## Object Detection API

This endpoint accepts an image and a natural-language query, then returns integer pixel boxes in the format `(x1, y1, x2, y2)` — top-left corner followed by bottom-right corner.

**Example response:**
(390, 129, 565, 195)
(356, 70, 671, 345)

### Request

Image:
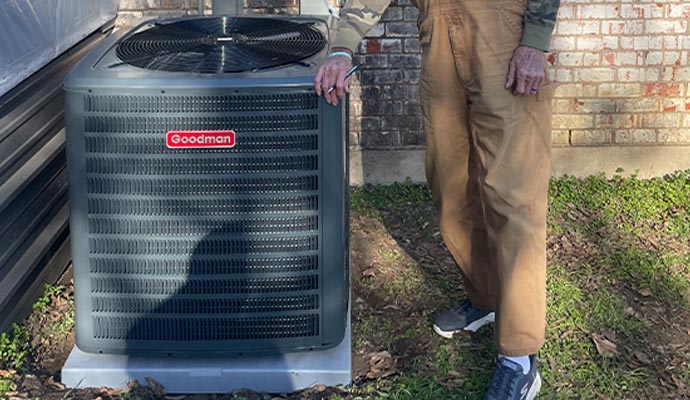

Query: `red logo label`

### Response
(166, 130, 236, 149)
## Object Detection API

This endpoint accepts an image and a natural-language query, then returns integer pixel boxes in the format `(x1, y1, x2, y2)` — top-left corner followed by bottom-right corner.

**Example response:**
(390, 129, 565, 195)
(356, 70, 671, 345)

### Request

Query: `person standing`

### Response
(315, 0, 559, 398)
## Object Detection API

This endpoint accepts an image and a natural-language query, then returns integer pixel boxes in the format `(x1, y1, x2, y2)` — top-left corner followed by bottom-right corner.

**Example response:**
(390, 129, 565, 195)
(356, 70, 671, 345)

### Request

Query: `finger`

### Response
(505, 60, 517, 89)
(344, 75, 353, 93)
(327, 78, 340, 106)
(335, 69, 348, 99)
(528, 80, 537, 96)
(314, 66, 325, 96)
(515, 72, 527, 94)
(322, 68, 334, 94)
(525, 76, 537, 96)
(322, 68, 337, 105)
(532, 76, 544, 95)
(328, 72, 340, 105)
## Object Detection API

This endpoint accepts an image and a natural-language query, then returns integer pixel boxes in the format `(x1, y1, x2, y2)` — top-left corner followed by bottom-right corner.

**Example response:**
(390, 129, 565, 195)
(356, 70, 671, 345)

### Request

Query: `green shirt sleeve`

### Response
(331, 0, 392, 52)
(521, 0, 561, 51)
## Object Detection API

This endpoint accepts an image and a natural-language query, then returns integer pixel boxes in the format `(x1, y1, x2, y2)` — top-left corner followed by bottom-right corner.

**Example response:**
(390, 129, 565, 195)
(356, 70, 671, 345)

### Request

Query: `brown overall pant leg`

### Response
(419, 0, 552, 357)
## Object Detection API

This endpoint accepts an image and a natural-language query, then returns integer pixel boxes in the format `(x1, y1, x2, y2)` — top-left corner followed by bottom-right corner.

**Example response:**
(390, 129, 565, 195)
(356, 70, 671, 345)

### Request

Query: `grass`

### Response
(0, 324, 29, 372)
(32, 284, 63, 313)
(549, 171, 690, 237)
(351, 182, 433, 218)
(0, 323, 28, 394)
(538, 263, 649, 399)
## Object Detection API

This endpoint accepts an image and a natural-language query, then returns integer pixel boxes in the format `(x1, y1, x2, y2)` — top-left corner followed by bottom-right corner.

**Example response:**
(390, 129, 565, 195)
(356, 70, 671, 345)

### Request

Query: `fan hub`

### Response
(215, 34, 248, 44)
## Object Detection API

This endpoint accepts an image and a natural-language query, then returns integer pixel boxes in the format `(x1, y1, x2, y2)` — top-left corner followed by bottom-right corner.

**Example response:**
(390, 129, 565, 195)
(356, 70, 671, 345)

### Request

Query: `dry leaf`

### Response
(592, 334, 619, 357)
(638, 288, 652, 297)
(105, 387, 122, 396)
(585, 280, 599, 290)
(362, 268, 377, 277)
(0, 369, 13, 378)
(124, 380, 143, 393)
(634, 351, 652, 366)
(20, 375, 43, 392)
(670, 374, 687, 390)
(671, 342, 687, 350)
(602, 329, 617, 342)
(44, 377, 66, 391)
(448, 370, 466, 378)
(670, 356, 684, 367)
(366, 351, 397, 379)
(314, 384, 327, 392)
(146, 377, 167, 398)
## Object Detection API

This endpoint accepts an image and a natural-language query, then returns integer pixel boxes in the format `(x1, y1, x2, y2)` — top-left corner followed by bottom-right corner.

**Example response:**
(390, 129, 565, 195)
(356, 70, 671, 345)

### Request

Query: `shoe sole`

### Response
(432, 312, 496, 339)
(526, 372, 542, 400)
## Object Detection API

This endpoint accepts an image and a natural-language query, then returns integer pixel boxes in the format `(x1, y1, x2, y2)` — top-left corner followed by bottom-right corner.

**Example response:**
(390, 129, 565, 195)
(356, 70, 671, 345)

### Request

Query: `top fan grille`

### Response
(115, 17, 327, 73)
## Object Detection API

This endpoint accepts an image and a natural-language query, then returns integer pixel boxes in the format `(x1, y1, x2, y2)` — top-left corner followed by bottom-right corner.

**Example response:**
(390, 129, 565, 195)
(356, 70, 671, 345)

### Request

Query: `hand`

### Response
(314, 54, 353, 106)
(505, 46, 546, 96)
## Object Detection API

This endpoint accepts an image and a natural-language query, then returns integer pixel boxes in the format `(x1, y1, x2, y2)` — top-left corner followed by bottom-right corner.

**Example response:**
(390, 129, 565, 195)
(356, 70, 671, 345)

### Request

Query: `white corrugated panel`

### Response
(0, 0, 118, 97)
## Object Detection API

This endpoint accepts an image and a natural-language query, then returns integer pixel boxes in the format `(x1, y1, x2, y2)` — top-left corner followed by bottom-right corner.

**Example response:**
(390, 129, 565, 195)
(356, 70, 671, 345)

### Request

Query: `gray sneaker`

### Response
(484, 355, 541, 400)
(432, 300, 495, 339)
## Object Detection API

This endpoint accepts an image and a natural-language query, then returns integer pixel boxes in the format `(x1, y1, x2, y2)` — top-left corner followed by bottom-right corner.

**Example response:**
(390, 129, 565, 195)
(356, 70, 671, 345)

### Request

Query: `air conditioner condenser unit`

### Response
(63, 15, 349, 356)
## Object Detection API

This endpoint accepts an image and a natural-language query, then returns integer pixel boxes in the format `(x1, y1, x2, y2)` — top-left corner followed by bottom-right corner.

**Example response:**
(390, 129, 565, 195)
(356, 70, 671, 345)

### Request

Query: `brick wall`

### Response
(549, 1, 690, 147)
(349, 0, 421, 149)
(116, 0, 690, 178)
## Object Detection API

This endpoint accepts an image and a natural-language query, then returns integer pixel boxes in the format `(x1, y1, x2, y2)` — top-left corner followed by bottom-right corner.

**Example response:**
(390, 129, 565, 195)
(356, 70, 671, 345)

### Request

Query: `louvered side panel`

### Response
(77, 92, 325, 351)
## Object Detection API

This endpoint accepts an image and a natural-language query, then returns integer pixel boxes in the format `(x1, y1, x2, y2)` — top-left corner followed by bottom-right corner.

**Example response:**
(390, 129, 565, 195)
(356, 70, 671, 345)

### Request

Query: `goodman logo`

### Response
(166, 130, 236, 149)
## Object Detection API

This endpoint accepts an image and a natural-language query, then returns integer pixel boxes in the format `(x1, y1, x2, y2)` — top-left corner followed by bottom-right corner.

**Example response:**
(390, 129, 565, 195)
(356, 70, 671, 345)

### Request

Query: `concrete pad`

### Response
(62, 317, 351, 394)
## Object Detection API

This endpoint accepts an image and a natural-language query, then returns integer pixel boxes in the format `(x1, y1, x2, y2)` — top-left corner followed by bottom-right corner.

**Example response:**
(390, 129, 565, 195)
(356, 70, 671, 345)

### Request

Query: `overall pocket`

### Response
(499, 2, 526, 40)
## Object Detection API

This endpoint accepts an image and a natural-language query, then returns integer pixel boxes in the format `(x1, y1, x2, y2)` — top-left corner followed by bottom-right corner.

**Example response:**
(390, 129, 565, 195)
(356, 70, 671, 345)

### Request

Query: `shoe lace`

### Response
(487, 363, 520, 398)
